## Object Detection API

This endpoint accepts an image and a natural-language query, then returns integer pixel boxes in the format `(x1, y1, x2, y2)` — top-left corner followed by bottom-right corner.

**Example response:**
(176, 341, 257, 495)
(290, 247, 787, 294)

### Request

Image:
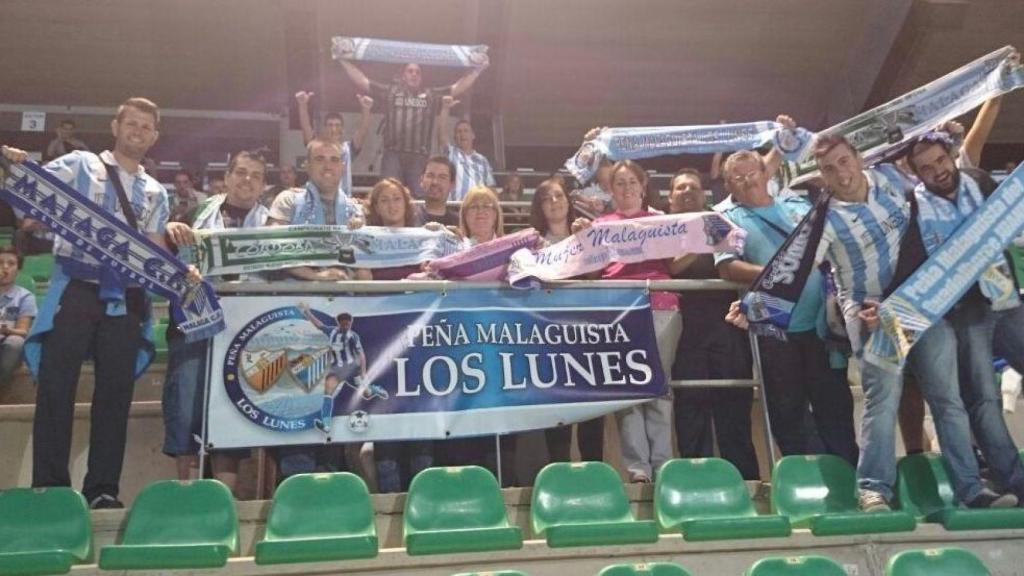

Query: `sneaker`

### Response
(628, 472, 652, 484)
(89, 494, 124, 510)
(313, 419, 330, 434)
(966, 488, 1018, 509)
(858, 490, 891, 512)
(361, 384, 389, 400)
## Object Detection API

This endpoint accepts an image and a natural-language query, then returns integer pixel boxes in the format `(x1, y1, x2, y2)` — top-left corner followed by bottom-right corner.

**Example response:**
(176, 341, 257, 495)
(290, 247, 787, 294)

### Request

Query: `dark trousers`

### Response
(758, 330, 859, 466)
(545, 417, 604, 463)
(33, 280, 144, 501)
(672, 316, 760, 479)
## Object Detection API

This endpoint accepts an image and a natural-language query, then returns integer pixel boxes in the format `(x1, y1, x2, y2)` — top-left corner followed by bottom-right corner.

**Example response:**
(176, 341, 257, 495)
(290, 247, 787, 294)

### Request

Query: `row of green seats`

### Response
(2, 453, 1021, 573)
(454, 548, 994, 575)
(152, 318, 170, 363)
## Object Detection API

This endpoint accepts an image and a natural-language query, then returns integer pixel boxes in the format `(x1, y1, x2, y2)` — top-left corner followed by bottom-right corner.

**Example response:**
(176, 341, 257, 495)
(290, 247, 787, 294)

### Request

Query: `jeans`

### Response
(958, 303, 1024, 497)
(381, 150, 429, 198)
(374, 440, 434, 493)
(994, 304, 1024, 374)
(162, 335, 206, 456)
(0, 334, 25, 386)
(858, 316, 984, 502)
(757, 331, 859, 466)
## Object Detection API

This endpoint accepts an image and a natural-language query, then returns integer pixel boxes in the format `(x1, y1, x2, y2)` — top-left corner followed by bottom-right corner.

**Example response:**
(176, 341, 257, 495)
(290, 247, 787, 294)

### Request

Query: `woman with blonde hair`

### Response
(459, 186, 504, 245)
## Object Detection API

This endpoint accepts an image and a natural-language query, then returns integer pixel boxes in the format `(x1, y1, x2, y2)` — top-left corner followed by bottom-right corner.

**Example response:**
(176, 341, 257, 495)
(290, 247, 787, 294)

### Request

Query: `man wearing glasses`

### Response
(714, 150, 859, 466)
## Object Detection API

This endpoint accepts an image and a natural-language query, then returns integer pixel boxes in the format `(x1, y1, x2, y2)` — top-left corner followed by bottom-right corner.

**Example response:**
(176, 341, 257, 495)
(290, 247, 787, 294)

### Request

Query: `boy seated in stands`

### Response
(0, 245, 36, 388)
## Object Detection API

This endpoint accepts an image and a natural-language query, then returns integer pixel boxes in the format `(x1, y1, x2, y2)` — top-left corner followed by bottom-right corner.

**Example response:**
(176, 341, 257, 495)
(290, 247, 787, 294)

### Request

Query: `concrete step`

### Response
(0, 364, 167, 405)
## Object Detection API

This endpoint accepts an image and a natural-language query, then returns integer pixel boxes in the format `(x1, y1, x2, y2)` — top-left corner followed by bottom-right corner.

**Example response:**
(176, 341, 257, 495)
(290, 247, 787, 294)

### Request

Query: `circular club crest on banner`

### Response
(222, 306, 336, 432)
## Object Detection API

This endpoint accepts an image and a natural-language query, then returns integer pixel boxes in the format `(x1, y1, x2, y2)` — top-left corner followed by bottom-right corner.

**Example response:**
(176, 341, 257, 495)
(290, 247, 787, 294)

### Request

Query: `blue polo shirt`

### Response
(715, 193, 824, 333)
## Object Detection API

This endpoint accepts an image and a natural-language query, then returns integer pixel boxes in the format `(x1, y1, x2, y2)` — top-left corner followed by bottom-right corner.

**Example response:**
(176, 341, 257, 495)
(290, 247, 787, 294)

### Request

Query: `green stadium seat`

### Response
(745, 555, 847, 576)
(451, 571, 528, 576)
(771, 455, 916, 536)
(0, 487, 92, 575)
(152, 325, 168, 363)
(897, 452, 1024, 530)
(598, 562, 692, 576)
(404, 466, 522, 555)
(21, 254, 54, 283)
(98, 479, 237, 570)
(885, 547, 991, 576)
(532, 461, 658, 547)
(14, 272, 36, 293)
(255, 472, 377, 565)
(656, 458, 791, 541)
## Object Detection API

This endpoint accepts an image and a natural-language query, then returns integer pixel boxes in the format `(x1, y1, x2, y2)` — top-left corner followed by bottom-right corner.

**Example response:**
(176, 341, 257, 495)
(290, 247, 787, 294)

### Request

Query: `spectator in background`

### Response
(262, 164, 297, 207)
(572, 160, 681, 483)
(438, 96, 495, 200)
(295, 91, 374, 197)
(339, 59, 488, 195)
(43, 119, 89, 162)
(414, 156, 460, 228)
(667, 168, 759, 479)
(0, 246, 36, 389)
(501, 173, 525, 203)
(169, 170, 207, 223)
(531, 177, 605, 464)
(207, 177, 226, 197)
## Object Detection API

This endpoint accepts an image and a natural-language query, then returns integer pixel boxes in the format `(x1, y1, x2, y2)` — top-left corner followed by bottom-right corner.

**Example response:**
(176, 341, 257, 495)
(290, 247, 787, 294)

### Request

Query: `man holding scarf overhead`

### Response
(339, 58, 487, 195)
(732, 133, 1016, 513)
(901, 132, 1024, 505)
(1, 97, 190, 509)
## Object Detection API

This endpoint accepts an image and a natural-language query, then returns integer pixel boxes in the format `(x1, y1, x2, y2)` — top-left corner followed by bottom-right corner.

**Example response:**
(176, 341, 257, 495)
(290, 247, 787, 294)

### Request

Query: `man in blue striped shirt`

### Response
(438, 95, 495, 201)
(811, 134, 1015, 512)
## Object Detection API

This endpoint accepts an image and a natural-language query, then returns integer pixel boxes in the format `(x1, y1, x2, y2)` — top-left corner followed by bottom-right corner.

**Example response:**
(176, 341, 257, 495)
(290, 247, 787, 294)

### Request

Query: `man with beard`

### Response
(902, 131, 1024, 504)
(414, 156, 460, 228)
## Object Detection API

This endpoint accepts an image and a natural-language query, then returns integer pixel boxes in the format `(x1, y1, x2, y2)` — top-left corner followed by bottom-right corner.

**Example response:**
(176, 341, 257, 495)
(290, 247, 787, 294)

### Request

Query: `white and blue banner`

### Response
(865, 163, 1024, 371)
(564, 122, 812, 184)
(787, 45, 1024, 183)
(0, 159, 224, 340)
(183, 225, 463, 276)
(207, 288, 665, 448)
(331, 36, 489, 69)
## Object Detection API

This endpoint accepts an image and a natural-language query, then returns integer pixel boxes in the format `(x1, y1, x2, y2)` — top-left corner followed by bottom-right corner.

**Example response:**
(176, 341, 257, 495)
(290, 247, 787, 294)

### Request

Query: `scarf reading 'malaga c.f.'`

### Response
(0, 158, 224, 341)
(331, 37, 489, 69)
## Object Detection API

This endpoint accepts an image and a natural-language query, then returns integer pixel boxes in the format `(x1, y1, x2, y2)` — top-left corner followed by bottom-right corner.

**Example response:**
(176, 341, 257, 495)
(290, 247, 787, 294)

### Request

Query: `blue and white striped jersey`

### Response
(815, 166, 912, 319)
(447, 144, 496, 201)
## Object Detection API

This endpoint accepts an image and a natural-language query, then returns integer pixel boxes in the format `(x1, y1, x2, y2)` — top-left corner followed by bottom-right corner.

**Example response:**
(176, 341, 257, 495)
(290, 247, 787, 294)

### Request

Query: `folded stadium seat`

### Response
(598, 562, 692, 576)
(771, 455, 916, 536)
(0, 487, 92, 575)
(14, 272, 36, 293)
(532, 461, 659, 547)
(152, 319, 169, 363)
(404, 466, 523, 555)
(655, 458, 791, 541)
(21, 254, 54, 283)
(885, 547, 991, 576)
(745, 555, 847, 576)
(98, 479, 237, 570)
(255, 472, 377, 565)
(896, 453, 1024, 530)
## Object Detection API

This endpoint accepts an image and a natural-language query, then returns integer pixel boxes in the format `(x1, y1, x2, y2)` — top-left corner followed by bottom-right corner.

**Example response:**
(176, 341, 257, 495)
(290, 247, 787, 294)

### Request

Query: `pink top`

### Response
(594, 209, 679, 311)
